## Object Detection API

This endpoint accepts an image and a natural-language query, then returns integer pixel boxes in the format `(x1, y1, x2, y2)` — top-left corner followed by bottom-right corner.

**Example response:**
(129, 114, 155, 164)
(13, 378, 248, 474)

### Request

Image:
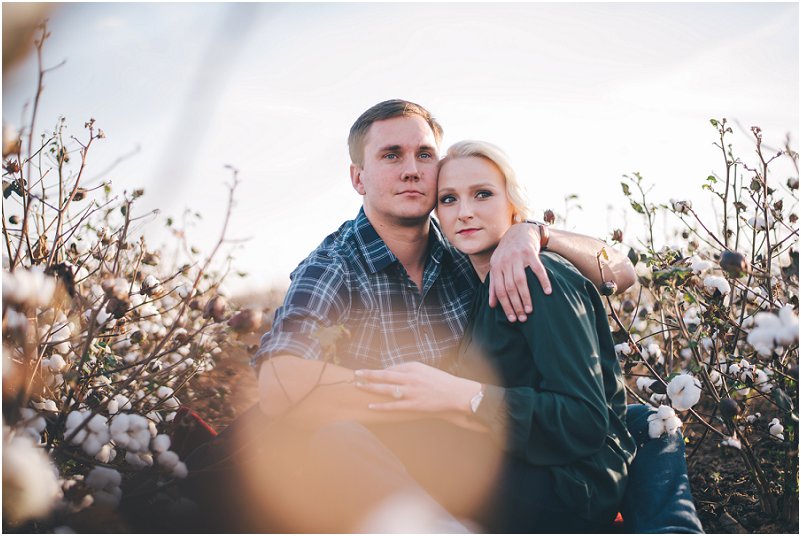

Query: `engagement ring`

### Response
(393, 386, 403, 399)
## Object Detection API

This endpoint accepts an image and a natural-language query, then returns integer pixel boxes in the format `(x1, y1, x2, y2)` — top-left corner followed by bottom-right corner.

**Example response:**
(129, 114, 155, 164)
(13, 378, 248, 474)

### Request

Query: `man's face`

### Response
(350, 115, 440, 226)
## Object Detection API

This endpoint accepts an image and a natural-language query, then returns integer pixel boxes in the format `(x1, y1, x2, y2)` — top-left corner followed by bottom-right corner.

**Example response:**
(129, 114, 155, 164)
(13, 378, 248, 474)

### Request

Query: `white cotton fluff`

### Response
(110, 413, 151, 453)
(636, 377, 655, 393)
(736, 359, 754, 382)
(746, 413, 761, 424)
(682, 307, 701, 328)
(754, 369, 773, 393)
(708, 369, 723, 388)
(671, 199, 692, 214)
(19, 408, 46, 440)
(107, 394, 132, 415)
(721, 436, 742, 450)
(95, 443, 117, 464)
(31, 398, 58, 412)
(614, 343, 633, 357)
(703, 276, 731, 296)
(2, 267, 57, 309)
(43, 354, 67, 373)
(667, 374, 702, 411)
(151, 434, 171, 453)
(85, 466, 122, 507)
(125, 451, 154, 469)
(644, 343, 662, 362)
(2, 433, 62, 524)
(172, 462, 188, 479)
(747, 306, 799, 357)
(65, 410, 110, 456)
(157, 450, 180, 470)
(747, 212, 775, 231)
(647, 405, 683, 438)
(650, 393, 667, 405)
(690, 257, 714, 274)
(769, 418, 785, 441)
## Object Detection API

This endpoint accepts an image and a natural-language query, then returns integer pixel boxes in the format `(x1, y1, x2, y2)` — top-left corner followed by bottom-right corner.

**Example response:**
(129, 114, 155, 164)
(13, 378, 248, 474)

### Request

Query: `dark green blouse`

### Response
(455, 253, 636, 522)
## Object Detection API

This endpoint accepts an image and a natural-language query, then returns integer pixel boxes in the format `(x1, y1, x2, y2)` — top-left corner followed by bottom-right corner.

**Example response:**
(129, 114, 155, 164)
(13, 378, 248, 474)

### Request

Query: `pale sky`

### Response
(3, 2, 798, 297)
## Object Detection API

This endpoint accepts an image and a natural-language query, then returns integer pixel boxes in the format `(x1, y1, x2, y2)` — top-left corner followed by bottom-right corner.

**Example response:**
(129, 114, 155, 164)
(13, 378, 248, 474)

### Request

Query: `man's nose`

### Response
(401, 159, 420, 181)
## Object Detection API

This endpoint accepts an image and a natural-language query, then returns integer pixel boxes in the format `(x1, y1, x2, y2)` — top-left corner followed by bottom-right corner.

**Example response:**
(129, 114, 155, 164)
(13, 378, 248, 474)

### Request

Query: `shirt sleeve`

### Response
(473, 258, 611, 466)
(251, 251, 351, 367)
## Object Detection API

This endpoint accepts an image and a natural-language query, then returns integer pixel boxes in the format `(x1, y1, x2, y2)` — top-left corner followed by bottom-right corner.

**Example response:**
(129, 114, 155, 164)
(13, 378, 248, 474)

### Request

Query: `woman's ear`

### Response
(350, 164, 366, 195)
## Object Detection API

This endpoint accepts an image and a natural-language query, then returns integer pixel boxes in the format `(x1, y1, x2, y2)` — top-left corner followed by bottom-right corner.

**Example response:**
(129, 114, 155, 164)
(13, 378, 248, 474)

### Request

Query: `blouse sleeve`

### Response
(472, 259, 611, 466)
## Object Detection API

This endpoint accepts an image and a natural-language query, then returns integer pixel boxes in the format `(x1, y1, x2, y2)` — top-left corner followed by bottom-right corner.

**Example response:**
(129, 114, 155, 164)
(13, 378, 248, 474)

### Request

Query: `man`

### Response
(189, 100, 702, 533)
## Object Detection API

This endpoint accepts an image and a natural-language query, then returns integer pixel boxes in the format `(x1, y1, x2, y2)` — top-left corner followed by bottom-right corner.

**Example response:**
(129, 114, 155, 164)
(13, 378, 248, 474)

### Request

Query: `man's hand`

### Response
(489, 223, 552, 322)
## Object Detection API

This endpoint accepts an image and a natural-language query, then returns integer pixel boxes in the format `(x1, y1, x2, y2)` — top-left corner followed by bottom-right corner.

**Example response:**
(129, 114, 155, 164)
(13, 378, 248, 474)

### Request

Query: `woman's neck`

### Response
(469, 250, 494, 282)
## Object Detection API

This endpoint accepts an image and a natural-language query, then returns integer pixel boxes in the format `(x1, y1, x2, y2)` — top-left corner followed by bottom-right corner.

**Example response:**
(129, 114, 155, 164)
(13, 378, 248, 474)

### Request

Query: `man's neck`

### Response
(364, 208, 430, 289)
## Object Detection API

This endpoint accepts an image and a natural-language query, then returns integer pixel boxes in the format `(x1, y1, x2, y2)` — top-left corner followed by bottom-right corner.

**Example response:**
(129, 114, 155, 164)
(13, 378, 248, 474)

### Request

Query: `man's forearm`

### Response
(547, 228, 636, 293)
(258, 354, 423, 428)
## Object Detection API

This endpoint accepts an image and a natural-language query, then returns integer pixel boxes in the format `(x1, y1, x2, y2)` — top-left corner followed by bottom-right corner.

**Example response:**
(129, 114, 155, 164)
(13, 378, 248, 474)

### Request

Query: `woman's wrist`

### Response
(455, 378, 483, 415)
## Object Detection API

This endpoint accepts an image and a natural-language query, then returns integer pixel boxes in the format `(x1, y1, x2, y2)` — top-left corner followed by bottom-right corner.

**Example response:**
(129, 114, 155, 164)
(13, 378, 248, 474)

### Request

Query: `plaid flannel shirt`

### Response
(253, 207, 478, 370)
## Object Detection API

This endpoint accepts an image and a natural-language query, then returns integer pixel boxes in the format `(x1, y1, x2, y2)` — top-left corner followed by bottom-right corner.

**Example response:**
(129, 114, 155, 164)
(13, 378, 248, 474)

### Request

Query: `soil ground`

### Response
(186, 344, 799, 534)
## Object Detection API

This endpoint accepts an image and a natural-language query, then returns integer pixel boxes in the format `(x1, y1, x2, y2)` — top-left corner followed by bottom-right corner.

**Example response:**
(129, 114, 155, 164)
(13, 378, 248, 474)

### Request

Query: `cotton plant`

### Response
(612, 124, 798, 521)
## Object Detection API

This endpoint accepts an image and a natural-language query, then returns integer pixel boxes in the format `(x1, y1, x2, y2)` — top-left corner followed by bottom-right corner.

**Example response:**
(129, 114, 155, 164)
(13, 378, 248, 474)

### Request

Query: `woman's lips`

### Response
(457, 228, 480, 236)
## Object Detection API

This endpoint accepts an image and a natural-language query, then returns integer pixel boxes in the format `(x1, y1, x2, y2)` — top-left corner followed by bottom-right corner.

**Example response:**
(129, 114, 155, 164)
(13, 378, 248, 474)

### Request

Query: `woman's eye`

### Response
(476, 190, 493, 199)
(439, 195, 456, 205)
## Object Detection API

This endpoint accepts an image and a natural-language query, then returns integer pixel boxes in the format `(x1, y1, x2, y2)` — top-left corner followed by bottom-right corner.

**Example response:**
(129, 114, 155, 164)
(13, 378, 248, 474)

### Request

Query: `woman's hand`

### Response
(354, 361, 481, 415)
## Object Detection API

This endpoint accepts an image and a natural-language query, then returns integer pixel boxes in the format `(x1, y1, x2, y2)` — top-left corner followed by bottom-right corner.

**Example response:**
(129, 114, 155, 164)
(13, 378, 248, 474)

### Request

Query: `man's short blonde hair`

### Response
(440, 140, 532, 222)
(348, 99, 444, 166)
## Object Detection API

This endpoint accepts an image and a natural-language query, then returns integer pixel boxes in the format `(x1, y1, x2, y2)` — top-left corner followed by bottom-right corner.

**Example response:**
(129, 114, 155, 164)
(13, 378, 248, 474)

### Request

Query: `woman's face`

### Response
(437, 156, 516, 257)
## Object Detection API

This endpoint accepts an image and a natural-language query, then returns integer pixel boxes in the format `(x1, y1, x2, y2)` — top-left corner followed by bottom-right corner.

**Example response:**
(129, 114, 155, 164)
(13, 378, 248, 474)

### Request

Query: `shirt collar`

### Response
(353, 207, 454, 274)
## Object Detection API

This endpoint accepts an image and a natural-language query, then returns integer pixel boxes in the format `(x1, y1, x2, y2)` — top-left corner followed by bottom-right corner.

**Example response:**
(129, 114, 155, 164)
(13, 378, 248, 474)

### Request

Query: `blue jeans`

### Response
(622, 404, 705, 533)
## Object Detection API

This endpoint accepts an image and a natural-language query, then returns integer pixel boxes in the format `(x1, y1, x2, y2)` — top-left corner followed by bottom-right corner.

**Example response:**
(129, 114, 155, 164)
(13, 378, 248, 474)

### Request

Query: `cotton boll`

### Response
(110, 414, 151, 453)
(172, 461, 188, 479)
(769, 418, 784, 440)
(2, 434, 62, 524)
(776, 306, 799, 346)
(95, 443, 117, 464)
(721, 436, 742, 450)
(85, 467, 122, 507)
(151, 434, 171, 453)
(650, 393, 667, 404)
(703, 276, 731, 296)
(754, 369, 773, 393)
(671, 199, 692, 214)
(636, 377, 654, 393)
(708, 369, 723, 388)
(667, 374, 702, 411)
(745, 413, 761, 424)
(690, 257, 714, 274)
(157, 450, 180, 470)
(647, 406, 682, 438)
(125, 451, 154, 469)
(82, 435, 105, 457)
(614, 343, 633, 357)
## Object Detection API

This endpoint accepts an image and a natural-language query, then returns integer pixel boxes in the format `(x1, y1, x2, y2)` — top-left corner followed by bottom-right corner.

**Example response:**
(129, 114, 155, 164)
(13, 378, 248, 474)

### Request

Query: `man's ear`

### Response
(350, 164, 366, 195)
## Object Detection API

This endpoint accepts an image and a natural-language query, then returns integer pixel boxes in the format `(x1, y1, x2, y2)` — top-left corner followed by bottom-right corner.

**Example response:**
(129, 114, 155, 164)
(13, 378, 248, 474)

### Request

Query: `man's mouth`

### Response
(398, 190, 424, 197)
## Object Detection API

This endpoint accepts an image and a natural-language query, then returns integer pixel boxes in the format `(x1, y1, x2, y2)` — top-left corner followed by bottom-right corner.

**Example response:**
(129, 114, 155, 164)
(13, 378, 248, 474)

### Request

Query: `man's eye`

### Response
(439, 195, 456, 205)
(383, 153, 398, 160)
(419, 152, 433, 159)
(476, 190, 493, 199)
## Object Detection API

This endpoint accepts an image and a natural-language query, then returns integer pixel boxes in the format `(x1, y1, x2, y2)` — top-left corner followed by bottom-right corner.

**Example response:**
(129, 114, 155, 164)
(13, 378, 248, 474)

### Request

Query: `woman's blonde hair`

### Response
(439, 140, 532, 222)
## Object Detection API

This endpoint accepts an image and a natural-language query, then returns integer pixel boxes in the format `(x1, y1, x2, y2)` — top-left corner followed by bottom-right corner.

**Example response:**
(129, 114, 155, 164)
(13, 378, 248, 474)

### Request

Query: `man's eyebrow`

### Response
(375, 144, 437, 153)
(377, 145, 402, 153)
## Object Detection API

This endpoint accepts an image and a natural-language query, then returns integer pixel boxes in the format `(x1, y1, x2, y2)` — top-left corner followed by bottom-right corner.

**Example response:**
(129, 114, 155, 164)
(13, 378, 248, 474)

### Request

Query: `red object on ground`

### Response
(170, 406, 218, 459)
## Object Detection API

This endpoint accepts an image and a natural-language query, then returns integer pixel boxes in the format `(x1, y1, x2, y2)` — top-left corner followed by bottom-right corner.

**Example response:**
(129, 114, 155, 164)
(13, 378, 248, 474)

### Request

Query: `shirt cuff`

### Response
(473, 383, 507, 430)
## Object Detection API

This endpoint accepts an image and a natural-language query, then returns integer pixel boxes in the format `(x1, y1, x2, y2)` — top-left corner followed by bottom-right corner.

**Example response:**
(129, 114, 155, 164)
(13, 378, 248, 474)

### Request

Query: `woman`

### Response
(355, 140, 637, 532)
